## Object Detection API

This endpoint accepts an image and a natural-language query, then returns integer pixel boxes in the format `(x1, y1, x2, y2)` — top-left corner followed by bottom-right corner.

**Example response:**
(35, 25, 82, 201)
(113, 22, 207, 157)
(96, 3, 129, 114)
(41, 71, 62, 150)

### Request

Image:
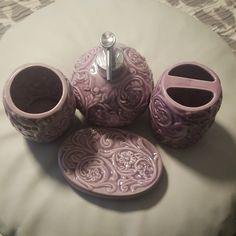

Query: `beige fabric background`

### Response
(0, 1, 235, 236)
(0, 0, 236, 54)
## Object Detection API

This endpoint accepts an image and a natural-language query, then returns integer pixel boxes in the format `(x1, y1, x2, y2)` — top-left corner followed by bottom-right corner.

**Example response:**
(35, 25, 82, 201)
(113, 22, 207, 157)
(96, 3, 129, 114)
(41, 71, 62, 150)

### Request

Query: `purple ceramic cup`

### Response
(149, 62, 222, 148)
(2, 63, 76, 143)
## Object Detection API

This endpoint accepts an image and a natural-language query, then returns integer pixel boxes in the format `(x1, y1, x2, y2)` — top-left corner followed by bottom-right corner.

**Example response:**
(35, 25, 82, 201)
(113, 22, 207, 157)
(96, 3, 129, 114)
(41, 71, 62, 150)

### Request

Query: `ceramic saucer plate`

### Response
(58, 128, 163, 198)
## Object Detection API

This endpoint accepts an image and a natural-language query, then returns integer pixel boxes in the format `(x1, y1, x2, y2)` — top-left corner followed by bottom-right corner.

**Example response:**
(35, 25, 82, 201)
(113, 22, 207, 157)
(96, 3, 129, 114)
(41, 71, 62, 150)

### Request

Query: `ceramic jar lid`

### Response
(58, 128, 163, 198)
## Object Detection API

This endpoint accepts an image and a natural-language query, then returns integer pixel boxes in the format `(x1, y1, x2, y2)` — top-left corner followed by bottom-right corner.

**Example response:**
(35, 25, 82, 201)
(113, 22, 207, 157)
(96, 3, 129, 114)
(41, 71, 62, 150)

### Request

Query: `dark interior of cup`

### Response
(10, 66, 63, 114)
(167, 88, 213, 107)
(168, 64, 214, 81)
(167, 64, 214, 107)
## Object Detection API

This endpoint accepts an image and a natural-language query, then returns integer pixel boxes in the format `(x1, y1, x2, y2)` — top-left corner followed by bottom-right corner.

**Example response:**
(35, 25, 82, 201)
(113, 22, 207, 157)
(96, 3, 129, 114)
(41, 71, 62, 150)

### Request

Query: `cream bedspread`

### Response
(0, 0, 236, 236)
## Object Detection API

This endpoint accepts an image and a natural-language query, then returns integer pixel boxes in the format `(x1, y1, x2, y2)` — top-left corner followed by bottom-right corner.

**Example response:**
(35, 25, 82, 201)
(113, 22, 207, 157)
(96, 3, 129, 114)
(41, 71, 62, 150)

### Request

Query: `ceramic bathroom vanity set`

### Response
(2, 32, 222, 198)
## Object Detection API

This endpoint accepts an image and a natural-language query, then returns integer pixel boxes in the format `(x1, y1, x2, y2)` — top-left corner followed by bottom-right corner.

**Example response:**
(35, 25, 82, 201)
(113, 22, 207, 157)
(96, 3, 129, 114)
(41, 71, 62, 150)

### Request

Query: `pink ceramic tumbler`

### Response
(149, 62, 222, 148)
(2, 63, 76, 142)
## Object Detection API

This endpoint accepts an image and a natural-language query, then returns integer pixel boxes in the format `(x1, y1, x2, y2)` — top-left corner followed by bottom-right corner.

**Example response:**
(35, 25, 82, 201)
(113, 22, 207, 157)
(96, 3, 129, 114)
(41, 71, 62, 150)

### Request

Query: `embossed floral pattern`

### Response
(116, 150, 137, 170)
(58, 128, 163, 197)
(123, 48, 150, 72)
(3, 78, 76, 143)
(71, 46, 153, 127)
(149, 78, 222, 148)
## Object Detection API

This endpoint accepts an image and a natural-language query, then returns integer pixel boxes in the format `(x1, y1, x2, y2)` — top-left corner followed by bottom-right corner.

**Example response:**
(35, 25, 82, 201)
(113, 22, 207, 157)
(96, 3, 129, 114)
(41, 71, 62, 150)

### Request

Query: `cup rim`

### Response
(3, 63, 68, 119)
(161, 61, 222, 112)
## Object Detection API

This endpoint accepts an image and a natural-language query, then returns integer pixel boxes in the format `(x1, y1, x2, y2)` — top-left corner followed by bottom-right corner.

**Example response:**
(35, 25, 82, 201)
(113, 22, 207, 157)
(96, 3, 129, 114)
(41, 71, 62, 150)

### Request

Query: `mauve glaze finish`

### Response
(149, 62, 222, 148)
(3, 64, 76, 142)
(58, 128, 163, 198)
(71, 45, 153, 127)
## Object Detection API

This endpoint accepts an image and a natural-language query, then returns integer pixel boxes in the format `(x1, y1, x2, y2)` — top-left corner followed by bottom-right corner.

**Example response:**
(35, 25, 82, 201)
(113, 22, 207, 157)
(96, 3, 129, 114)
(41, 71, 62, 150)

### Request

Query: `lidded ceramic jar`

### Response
(71, 32, 153, 127)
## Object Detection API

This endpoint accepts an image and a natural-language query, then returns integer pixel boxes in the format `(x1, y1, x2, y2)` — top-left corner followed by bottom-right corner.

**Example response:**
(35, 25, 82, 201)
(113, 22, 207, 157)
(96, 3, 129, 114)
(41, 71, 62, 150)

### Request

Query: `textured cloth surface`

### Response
(0, 0, 236, 54)
(0, 0, 236, 236)
(160, 0, 236, 54)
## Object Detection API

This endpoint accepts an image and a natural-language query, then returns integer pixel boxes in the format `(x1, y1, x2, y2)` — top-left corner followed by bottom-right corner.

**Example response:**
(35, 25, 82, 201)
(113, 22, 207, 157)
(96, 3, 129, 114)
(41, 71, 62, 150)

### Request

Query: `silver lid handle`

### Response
(96, 32, 124, 81)
(100, 32, 116, 81)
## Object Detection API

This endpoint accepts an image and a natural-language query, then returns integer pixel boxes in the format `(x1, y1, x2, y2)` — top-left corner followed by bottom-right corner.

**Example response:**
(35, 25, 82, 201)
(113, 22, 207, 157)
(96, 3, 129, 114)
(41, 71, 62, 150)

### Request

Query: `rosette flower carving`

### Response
(71, 46, 153, 127)
(58, 128, 163, 198)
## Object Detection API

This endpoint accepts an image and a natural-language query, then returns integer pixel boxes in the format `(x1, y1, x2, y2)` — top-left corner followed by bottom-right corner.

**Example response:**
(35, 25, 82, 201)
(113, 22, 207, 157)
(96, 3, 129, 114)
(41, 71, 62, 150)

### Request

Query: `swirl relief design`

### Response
(58, 128, 163, 198)
(71, 46, 153, 127)
(3, 79, 76, 143)
(149, 80, 222, 148)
